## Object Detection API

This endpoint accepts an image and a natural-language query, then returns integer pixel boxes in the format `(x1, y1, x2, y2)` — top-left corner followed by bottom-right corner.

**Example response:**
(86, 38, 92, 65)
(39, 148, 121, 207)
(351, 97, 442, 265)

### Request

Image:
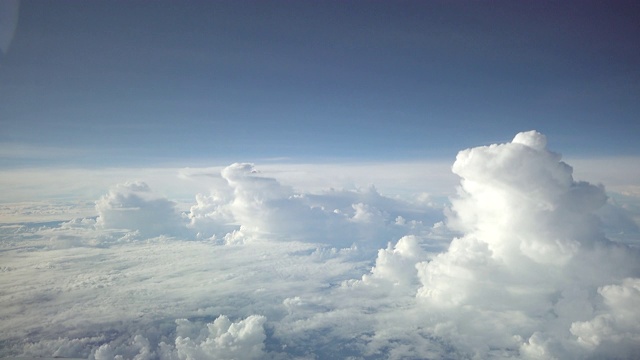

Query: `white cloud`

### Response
(186, 162, 443, 249)
(90, 315, 267, 360)
(169, 315, 266, 360)
(570, 278, 640, 359)
(1, 131, 639, 359)
(353, 235, 426, 291)
(95, 181, 187, 238)
(411, 130, 640, 358)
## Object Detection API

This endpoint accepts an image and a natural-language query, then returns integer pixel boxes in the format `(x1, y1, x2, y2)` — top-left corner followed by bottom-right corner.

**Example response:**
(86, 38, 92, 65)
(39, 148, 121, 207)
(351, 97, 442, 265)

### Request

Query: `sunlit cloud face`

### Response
(95, 181, 187, 238)
(1, 131, 639, 359)
(410, 131, 639, 358)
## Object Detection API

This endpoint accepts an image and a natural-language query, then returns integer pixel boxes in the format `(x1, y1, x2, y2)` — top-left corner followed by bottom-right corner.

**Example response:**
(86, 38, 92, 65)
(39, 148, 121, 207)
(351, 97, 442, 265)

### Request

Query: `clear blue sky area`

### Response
(1, 1, 639, 166)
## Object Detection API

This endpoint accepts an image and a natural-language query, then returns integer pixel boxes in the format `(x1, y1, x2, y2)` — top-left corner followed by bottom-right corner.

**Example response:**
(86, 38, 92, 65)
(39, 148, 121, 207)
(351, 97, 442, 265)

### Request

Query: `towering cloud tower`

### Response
(415, 131, 640, 358)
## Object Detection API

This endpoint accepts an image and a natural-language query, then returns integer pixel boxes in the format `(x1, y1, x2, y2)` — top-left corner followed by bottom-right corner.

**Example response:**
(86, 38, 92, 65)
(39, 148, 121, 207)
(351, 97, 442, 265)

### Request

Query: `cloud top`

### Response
(512, 130, 548, 150)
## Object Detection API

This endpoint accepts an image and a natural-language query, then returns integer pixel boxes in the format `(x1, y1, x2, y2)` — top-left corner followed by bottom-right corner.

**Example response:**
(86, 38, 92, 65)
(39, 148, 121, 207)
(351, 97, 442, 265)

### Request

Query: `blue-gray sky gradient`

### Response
(1, 1, 639, 166)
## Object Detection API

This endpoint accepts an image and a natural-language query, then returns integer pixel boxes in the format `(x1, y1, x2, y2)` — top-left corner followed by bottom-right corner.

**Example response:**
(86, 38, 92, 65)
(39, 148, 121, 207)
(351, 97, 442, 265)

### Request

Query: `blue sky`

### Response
(1, 0, 639, 166)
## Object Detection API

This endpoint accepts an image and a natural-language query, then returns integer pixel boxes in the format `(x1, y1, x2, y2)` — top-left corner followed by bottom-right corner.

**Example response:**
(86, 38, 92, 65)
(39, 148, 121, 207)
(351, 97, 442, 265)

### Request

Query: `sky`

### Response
(1, 2, 640, 360)
(1, 0, 639, 166)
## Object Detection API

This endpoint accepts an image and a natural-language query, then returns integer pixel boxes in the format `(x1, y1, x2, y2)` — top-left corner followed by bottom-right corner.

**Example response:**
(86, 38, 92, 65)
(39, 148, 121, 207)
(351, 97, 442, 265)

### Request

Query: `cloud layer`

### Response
(1, 131, 639, 359)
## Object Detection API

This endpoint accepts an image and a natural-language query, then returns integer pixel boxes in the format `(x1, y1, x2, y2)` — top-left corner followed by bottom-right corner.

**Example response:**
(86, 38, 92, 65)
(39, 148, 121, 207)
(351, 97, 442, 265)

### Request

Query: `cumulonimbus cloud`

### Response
(409, 131, 639, 358)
